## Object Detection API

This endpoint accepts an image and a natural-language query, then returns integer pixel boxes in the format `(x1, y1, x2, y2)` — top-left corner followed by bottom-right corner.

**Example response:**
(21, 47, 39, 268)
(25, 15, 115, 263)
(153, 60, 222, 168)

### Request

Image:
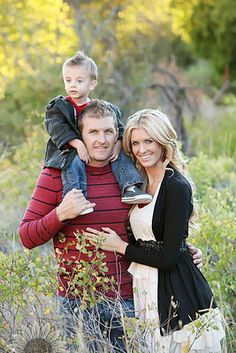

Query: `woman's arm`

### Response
(86, 179, 193, 271)
(125, 180, 192, 270)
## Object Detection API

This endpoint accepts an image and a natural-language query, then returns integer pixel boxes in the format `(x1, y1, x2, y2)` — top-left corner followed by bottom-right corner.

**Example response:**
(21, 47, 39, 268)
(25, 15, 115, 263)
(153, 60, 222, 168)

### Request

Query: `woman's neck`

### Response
(145, 166, 165, 196)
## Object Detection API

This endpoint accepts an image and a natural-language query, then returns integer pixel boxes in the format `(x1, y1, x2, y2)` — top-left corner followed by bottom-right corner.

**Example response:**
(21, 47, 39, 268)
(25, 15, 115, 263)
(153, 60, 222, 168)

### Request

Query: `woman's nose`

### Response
(138, 143, 146, 153)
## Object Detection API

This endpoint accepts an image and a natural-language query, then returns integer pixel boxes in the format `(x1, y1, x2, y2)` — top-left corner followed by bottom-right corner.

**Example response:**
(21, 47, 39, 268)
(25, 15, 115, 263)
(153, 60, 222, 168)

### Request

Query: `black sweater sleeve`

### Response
(45, 97, 81, 149)
(124, 179, 192, 271)
(107, 102, 125, 138)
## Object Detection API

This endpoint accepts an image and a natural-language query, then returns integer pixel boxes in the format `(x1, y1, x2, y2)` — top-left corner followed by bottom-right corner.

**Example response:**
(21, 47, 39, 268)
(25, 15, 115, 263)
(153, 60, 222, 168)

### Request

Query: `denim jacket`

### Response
(44, 96, 124, 170)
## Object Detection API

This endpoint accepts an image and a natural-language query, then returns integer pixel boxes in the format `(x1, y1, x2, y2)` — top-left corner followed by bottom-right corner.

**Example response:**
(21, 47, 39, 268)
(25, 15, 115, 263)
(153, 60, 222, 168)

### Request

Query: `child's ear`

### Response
(90, 80, 97, 91)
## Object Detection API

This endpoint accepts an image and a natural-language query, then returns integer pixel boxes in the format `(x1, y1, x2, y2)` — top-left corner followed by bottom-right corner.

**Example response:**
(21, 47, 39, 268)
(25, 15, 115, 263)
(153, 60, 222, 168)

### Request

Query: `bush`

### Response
(189, 154, 236, 351)
(186, 108, 236, 159)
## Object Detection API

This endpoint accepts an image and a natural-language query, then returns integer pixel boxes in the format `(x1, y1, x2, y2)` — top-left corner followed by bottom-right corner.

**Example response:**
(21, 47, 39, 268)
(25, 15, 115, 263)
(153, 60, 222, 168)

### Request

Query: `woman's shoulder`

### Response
(164, 168, 191, 191)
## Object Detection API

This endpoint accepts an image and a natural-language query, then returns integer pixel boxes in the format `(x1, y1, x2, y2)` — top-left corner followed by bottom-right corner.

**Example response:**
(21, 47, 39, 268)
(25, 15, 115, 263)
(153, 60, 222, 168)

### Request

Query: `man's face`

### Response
(81, 115, 118, 167)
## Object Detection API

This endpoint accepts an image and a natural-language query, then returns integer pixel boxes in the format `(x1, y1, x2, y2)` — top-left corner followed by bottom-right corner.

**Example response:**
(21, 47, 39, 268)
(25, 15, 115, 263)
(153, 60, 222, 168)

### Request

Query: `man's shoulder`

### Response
(42, 167, 62, 179)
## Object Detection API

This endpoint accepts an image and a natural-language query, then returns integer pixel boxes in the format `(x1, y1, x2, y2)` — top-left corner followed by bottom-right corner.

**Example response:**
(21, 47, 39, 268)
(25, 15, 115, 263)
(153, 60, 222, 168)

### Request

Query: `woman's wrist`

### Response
(116, 241, 128, 255)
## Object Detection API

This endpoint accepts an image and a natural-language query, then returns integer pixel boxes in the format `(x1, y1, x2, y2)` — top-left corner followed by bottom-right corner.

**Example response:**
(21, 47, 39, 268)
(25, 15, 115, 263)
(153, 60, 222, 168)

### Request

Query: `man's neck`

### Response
(88, 160, 110, 168)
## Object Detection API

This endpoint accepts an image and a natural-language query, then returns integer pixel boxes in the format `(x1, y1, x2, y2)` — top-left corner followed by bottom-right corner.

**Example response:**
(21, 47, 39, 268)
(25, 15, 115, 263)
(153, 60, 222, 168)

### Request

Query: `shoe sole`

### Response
(80, 207, 94, 215)
(121, 196, 152, 204)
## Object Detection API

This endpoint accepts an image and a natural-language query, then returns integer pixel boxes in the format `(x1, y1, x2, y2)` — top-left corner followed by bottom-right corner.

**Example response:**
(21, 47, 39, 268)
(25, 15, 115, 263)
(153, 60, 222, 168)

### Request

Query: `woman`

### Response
(86, 109, 225, 352)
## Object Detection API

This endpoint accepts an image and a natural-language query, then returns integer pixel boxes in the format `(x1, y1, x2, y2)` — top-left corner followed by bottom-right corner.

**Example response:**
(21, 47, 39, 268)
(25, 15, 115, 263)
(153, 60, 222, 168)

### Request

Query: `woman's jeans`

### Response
(61, 150, 143, 198)
(58, 296, 135, 352)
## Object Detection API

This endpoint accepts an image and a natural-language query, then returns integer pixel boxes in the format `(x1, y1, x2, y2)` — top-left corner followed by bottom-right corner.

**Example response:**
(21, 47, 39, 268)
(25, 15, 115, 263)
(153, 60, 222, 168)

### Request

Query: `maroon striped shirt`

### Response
(18, 165, 133, 299)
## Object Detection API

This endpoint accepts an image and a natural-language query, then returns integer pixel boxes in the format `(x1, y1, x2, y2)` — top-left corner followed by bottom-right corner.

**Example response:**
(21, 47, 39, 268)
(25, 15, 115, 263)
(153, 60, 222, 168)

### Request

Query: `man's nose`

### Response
(97, 132, 106, 143)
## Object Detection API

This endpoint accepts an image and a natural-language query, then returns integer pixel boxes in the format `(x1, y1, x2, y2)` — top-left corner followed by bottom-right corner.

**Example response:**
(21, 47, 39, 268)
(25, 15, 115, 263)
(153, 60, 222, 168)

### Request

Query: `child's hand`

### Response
(68, 139, 90, 164)
(76, 140, 90, 164)
(109, 140, 122, 162)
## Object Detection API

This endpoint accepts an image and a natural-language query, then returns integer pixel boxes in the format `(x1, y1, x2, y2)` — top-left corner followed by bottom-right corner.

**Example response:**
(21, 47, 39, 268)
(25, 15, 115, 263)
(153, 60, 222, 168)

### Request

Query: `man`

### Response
(19, 100, 202, 352)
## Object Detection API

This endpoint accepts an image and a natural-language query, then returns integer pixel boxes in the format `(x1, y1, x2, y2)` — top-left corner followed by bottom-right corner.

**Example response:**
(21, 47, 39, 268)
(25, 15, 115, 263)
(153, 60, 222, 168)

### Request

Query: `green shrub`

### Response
(186, 110, 236, 159)
(189, 154, 236, 351)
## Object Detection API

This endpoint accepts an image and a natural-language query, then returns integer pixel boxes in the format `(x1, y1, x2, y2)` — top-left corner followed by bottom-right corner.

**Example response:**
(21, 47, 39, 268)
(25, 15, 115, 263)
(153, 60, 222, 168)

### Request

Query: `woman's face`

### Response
(130, 127, 163, 169)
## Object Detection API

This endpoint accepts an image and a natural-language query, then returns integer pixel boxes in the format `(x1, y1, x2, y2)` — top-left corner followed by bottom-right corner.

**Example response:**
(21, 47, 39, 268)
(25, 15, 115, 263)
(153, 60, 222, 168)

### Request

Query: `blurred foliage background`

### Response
(0, 0, 235, 351)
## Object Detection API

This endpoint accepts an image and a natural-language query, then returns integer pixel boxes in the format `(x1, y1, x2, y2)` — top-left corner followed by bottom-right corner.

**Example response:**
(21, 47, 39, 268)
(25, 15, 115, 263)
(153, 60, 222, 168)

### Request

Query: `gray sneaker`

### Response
(121, 186, 152, 204)
(80, 207, 94, 216)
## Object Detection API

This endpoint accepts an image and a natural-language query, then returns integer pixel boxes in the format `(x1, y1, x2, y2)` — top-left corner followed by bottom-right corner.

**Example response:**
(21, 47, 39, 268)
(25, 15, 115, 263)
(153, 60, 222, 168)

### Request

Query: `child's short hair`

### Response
(62, 51, 98, 80)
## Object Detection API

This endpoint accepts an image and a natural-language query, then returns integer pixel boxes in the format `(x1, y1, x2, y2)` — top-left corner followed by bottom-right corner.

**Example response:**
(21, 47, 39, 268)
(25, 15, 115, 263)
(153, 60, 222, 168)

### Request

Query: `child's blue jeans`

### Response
(61, 149, 143, 198)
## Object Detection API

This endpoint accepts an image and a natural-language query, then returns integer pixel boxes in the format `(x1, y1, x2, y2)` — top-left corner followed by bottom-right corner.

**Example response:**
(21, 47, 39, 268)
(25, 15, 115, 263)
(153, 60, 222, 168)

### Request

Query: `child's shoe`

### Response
(80, 207, 94, 215)
(121, 186, 152, 204)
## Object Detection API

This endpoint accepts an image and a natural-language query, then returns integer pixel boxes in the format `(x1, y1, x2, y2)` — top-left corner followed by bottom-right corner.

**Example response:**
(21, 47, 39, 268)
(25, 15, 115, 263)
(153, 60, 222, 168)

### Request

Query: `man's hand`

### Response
(109, 140, 122, 162)
(56, 189, 95, 222)
(188, 243, 203, 269)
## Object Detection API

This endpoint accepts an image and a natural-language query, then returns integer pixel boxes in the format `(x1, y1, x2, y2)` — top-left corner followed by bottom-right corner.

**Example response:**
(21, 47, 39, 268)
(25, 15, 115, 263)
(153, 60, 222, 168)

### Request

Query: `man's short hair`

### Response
(78, 100, 118, 130)
(62, 51, 98, 80)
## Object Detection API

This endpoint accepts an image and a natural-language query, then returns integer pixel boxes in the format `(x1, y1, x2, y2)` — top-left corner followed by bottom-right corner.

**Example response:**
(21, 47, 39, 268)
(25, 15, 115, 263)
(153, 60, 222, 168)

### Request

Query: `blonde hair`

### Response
(62, 51, 98, 80)
(123, 108, 197, 224)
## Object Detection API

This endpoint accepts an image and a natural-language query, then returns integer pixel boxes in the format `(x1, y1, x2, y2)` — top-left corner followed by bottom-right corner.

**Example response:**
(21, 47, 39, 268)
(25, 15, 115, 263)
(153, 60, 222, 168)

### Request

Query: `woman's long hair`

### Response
(123, 108, 197, 226)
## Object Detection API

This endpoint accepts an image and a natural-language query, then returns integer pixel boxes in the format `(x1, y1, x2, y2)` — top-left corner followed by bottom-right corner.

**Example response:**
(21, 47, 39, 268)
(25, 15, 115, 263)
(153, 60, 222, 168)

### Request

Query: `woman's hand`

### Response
(85, 227, 128, 254)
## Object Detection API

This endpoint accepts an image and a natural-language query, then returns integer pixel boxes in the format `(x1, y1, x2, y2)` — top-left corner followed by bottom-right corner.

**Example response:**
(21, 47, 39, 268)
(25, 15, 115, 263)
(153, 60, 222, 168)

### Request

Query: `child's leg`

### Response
(61, 155, 87, 198)
(61, 156, 94, 215)
(111, 150, 152, 204)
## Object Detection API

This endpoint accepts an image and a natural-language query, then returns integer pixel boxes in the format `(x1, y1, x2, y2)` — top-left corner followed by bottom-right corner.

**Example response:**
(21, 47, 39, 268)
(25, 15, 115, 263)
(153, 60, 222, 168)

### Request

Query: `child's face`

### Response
(63, 64, 97, 105)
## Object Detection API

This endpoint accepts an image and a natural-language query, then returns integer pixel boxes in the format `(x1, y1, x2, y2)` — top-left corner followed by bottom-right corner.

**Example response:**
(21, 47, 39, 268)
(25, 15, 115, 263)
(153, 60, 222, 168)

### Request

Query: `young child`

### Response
(44, 51, 152, 214)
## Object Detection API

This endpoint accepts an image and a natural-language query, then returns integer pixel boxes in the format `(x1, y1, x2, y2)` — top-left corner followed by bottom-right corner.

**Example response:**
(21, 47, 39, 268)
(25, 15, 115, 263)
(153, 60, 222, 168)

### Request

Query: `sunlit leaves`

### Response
(0, 0, 77, 93)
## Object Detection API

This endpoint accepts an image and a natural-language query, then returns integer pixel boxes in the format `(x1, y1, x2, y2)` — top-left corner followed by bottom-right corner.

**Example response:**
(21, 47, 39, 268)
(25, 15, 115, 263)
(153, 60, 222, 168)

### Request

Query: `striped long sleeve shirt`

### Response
(18, 165, 133, 299)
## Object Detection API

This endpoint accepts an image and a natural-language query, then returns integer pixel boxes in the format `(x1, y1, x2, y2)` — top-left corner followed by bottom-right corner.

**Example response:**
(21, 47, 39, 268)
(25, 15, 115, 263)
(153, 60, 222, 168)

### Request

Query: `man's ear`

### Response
(116, 128, 119, 141)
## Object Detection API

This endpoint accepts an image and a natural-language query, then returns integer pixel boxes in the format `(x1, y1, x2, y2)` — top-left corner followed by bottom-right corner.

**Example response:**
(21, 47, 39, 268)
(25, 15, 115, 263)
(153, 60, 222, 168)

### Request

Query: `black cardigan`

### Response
(125, 168, 193, 271)
(125, 168, 217, 335)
